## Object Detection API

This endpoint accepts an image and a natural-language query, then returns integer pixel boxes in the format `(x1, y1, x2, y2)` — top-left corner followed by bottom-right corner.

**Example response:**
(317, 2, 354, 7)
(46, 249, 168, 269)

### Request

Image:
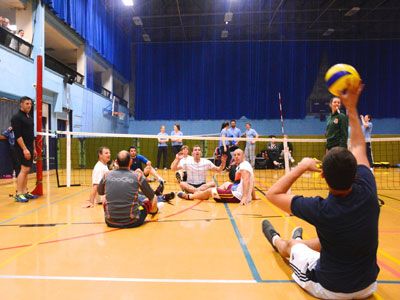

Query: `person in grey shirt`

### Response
(98, 150, 161, 228)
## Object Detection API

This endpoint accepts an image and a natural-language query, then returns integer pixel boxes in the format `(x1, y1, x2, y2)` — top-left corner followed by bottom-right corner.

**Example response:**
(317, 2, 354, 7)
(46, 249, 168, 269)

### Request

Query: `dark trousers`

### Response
(157, 146, 168, 169)
(366, 142, 373, 168)
(172, 145, 182, 156)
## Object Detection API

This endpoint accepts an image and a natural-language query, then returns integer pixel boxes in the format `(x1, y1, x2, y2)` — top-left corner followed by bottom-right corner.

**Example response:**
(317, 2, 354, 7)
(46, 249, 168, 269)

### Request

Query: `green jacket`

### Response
(326, 111, 348, 150)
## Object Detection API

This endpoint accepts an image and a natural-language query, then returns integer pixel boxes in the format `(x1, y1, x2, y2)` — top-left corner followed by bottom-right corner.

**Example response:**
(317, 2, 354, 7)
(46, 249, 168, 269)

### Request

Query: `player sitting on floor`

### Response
(129, 146, 164, 182)
(83, 146, 110, 208)
(177, 149, 257, 205)
(261, 83, 380, 299)
(175, 145, 190, 183)
(98, 150, 174, 229)
(171, 145, 227, 194)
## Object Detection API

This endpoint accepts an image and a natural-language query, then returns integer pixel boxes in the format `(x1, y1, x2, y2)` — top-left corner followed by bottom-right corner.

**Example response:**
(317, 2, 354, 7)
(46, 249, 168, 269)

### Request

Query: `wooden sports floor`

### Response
(0, 170, 399, 299)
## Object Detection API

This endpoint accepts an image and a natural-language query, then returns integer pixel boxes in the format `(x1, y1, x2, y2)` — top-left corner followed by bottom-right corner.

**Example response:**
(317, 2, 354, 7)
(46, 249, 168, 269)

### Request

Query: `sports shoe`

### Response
(175, 171, 182, 183)
(262, 220, 280, 251)
(177, 191, 190, 200)
(291, 226, 303, 240)
(24, 193, 39, 200)
(158, 192, 175, 204)
(154, 180, 164, 196)
(15, 194, 29, 203)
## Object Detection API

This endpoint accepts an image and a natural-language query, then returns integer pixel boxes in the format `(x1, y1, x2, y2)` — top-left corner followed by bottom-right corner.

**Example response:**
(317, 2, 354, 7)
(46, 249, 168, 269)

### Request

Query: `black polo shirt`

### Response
(11, 110, 34, 150)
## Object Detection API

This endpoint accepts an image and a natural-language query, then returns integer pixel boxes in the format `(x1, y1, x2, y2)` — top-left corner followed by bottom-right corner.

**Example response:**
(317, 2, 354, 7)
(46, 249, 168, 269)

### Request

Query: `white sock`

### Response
(272, 235, 281, 246)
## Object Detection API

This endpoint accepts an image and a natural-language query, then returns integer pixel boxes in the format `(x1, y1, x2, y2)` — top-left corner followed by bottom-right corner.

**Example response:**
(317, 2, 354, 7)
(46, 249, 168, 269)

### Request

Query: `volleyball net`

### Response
(40, 131, 400, 192)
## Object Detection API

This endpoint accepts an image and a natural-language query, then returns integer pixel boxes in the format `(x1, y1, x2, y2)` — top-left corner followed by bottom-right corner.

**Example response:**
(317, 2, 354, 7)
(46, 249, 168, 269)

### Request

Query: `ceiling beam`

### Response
(175, 0, 187, 40)
(269, 0, 286, 28)
(307, 0, 337, 29)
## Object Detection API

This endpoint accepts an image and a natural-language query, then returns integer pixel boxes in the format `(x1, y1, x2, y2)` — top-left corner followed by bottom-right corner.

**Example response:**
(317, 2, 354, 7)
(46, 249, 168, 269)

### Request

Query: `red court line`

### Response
(378, 259, 400, 278)
(0, 200, 204, 252)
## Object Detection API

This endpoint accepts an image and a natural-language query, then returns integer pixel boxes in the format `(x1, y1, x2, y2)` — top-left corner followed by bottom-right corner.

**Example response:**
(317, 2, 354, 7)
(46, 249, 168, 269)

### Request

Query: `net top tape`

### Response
(35, 131, 400, 144)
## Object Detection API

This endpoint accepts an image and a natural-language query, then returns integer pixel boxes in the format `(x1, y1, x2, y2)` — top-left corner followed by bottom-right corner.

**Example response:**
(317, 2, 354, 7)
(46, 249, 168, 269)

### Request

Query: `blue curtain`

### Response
(135, 42, 322, 120)
(134, 40, 400, 120)
(44, 0, 131, 80)
(325, 40, 400, 118)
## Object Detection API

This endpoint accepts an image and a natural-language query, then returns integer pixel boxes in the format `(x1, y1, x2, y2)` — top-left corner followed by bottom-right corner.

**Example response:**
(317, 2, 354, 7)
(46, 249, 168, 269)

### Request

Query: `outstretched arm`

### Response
(339, 84, 369, 167)
(266, 158, 320, 214)
(171, 152, 184, 171)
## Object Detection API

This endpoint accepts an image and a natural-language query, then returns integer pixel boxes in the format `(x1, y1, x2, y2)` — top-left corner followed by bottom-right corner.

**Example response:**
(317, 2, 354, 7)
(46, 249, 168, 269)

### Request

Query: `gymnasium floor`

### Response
(0, 171, 399, 299)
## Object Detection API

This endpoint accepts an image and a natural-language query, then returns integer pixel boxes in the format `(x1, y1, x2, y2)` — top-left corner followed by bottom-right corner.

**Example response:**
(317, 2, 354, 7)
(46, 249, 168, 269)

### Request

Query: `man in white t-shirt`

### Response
(82, 146, 110, 208)
(171, 145, 226, 193)
(177, 149, 255, 205)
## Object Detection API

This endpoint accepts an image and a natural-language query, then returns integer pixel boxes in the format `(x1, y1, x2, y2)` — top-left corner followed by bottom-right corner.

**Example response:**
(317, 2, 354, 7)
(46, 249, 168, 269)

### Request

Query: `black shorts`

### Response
(187, 182, 206, 188)
(15, 145, 34, 167)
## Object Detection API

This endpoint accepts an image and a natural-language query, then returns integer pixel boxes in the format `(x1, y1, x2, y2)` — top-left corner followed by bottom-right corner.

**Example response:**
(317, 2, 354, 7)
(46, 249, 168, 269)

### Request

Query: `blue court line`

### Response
(0, 188, 88, 225)
(224, 203, 262, 282)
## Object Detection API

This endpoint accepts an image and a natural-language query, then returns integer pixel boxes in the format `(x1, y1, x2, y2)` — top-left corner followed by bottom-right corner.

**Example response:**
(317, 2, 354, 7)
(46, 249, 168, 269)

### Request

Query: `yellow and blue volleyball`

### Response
(325, 64, 361, 96)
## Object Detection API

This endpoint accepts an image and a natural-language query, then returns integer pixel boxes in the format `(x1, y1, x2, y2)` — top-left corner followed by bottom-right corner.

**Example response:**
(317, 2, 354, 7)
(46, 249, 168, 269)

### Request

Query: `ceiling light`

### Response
(122, 0, 133, 6)
(344, 7, 360, 17)
(142, 34, 151, 42)
(224, 12, 233, 23)
(225, 21, 228, 25)
(221, 30, 228, 38)
(133, 16, 143, 26)
(322, 28, 335, 36)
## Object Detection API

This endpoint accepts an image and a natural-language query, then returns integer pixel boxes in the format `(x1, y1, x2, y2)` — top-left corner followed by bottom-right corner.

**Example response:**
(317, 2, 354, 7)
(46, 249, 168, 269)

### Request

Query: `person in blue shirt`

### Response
(170, 123, 183, 156)
(244, 122, 259, 168)
(129, 146, 164, 182)
(227, 119, 242, 151)
(262, 83, 379, 299)
(156, 125, 169, 169)
(360, 114, 373, 168)
(219, 121, 231, 167)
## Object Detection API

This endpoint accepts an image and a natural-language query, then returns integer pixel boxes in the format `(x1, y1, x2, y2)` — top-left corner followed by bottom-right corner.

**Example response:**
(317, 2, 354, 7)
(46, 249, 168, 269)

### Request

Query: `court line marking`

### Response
(0, 187, 89, 225)
(0, 275, 398, 285)
(224, 203, 262, 282)
(0, 201, 204, 252)
(378, 259, 400, 278)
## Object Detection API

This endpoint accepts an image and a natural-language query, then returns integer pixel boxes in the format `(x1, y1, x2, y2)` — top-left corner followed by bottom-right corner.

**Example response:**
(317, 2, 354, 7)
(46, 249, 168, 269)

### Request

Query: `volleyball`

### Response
(325, 64, 361, 96)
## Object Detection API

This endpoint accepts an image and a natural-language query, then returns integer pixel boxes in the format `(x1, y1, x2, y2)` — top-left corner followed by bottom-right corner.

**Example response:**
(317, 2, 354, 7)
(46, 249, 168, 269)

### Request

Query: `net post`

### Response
(32, 55, 43, 196)
(66, 130, 71, 188)
(283, 135, 291, 195)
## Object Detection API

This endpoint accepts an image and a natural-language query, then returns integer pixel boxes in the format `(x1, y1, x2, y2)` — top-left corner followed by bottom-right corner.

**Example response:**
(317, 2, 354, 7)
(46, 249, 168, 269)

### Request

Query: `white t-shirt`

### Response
(92, 161, 109, 185)
(180, 156, 215, 185)
(232, 160, 254, 200)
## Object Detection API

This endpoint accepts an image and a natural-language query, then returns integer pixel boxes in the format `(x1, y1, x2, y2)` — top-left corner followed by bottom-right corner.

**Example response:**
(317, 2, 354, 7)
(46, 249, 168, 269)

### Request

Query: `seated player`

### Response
(261, 84, 379, 299)
(175, 145, 190, 183)
(82, 146, 110, 208)
(171, 145, 227, 193)
(177, 149, 257, 205)
(129, 146, 164, 182)
(98, 150, 173, 228)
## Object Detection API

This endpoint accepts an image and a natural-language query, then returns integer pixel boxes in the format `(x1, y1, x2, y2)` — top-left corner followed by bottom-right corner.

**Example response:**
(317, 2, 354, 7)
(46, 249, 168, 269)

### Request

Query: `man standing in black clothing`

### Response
(11, 96, 36, 202)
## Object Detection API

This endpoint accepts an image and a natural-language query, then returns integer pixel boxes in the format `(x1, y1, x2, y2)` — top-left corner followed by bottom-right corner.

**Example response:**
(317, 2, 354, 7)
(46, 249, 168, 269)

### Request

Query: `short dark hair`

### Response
(129, 146, 137, 151)
(20, 96, 32, 103)
(245, 122, 251, 126)
(230, 119, 236, 123)
(365, 114, 372, 121)
(117, 150, 131, 167)
(174, 123, 180, 131)
(18, 29, 24, 33)
(322, 147, 357, 190)
(97, 146, 109, 158)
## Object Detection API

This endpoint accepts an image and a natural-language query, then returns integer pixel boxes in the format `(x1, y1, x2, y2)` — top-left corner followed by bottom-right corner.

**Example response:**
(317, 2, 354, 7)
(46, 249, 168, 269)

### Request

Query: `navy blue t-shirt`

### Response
(291, 165, 380, 293)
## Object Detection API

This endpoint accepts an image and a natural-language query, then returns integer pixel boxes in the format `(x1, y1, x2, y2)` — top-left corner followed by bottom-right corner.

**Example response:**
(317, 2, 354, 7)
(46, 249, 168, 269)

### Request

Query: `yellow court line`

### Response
(378, 249, 400, 268)
(0, 222, 72, 270)
(374, 292, 384, 300)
